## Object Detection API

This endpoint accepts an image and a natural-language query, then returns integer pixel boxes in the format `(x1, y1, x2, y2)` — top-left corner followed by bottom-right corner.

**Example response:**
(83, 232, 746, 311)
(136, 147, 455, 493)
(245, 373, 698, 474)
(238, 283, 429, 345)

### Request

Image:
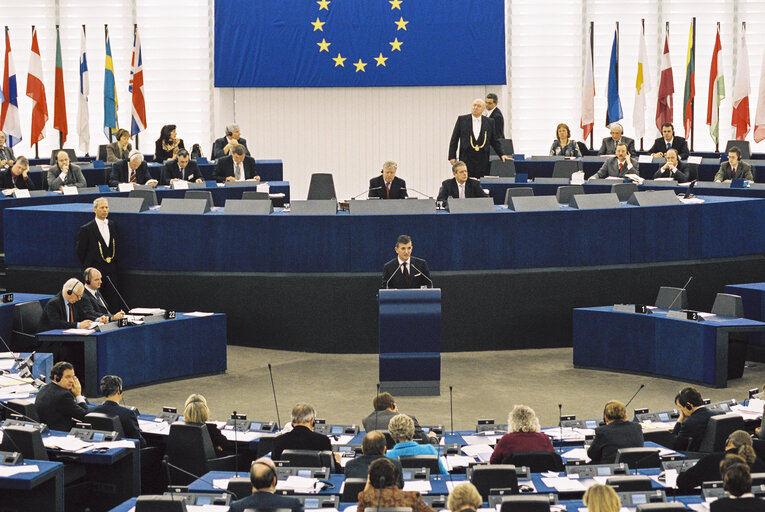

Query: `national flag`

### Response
(1, 27, 22, 147)
(103, 26, 118, 139)
(53, 27, 68, 144)
(77, 25, 90, 154)
(606, 29, 622, 126)
(682, 22, 695, 138)
(732, 26, 751, 140)
(580, 25, 594, 141)
(26, 27, 48, 145)
(129, 27, 146, 136)
(632, 27, 651, 140)
(656, 30, 674, 132)
(706, 27, 725, 145)
(753, 49, 765, 143)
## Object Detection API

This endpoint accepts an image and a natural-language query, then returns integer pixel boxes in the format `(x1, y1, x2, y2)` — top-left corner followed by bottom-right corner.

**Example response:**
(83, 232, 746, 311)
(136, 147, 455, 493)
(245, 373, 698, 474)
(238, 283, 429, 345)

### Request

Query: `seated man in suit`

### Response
(714, 146, 754, 182)
(587, 400, 644, 464)
(229, 457, 304, 512)
(90, 375, 146, 447)
(362, 391, 437, 444)
(108, 149, 157, 187)
(649, 122, 690, 159)
(369, 160, 407, 199)
(39, 278, 94, 332)
(79, 267, 125, 323)
(272, 403, 340, 469)
(653, 148, 690, 182)
(597, 122, 637, 158)
(0, 130, 15, 170)
(345, 431, 405, 487)
(215, 144, 259, 182)
(590, 142, 638, 180)
(47, 150, 87, 190)
(381, 235, 432, 290)
(437, 161, 487, 202)
(0, 156, 35, 191)
(670, 386, 720, 452)
(212, 124, 250, 160)
(35, 361, 89, 432)
(159, 148, 203, 186)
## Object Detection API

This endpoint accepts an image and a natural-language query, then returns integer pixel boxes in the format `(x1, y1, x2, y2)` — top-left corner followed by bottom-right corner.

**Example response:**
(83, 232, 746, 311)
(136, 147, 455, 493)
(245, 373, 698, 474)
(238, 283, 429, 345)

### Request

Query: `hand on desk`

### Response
(501, 155, 513, 162)
(112, 311, 125, 321)
(78, 319, 94, 329)
(97, 315, 110, 324)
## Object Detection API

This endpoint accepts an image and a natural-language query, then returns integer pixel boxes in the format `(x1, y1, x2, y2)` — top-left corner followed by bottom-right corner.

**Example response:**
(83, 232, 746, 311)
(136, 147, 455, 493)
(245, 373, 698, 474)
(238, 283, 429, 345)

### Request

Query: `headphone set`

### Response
(84, 269, 92, 285)
(50, 363, 69, 383)
(252, 461, 277, 485)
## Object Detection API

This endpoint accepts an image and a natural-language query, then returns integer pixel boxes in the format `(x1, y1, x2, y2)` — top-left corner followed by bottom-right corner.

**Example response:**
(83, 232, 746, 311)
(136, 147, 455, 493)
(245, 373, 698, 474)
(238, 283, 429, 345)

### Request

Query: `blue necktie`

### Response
(666, 141, 671, 151)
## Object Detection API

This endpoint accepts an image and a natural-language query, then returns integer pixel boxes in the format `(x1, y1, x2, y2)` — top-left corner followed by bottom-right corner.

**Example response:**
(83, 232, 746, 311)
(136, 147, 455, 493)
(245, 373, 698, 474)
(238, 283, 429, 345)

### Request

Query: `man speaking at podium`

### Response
(382, 235, 432, 289)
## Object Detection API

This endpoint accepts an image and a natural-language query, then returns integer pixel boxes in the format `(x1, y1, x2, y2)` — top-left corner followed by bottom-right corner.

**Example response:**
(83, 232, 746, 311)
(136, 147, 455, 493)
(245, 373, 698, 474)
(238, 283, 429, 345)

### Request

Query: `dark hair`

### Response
(728, 146, 742, 159)
(51, 361, 74, 382)
(115, 128, 130, 140)
(368, 457, 399, 489)
(720, 454, 752, 497)
(395, 235, 411, 248)
(675, 387, 703, 409)
(100, 375, 123, 397)
(159, 124, 177, 142)
(176, 148, 189, 159)
(661, 122, 674, 134)
(486, 93, 498, 103)
(231, 144, 246, 156)
(362, 431, 386, 456)
(555, 123, 571, 140)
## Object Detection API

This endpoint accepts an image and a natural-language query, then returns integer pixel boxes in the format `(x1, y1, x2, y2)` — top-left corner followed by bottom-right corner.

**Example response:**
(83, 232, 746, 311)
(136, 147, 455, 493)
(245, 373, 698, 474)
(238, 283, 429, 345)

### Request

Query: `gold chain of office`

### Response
(98, 240, 116, 264)
(470, 132, 487, 151)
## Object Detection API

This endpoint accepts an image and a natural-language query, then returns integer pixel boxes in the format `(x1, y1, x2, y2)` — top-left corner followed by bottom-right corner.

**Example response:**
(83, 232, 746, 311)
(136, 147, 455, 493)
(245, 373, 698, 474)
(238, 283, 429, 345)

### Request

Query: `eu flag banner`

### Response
(214, 0, 506, 87)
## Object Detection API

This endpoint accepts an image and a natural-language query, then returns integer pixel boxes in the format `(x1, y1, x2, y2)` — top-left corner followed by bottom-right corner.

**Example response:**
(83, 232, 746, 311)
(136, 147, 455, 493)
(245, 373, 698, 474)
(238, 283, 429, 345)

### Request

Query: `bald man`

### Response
(47, 150, 87, 190)
(344, 431, 405, 487)
(448, 98, 511, 179)
(228, 457, 303, 512)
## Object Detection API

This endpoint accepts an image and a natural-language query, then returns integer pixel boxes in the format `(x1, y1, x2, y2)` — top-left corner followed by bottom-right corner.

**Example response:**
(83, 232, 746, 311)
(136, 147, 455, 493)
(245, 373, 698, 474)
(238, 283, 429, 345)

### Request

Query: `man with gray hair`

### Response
(77, 197, 120, 308)
(272, 404, 340, 470)
(597, 122, 637, 158)
(448, 98, 511, 179)
(107, 149, 156, 187)
(368, 161, 407, 199)
(212, 124, 251, 160)
(47, 150, 87, 190)
(39, 278, 94, 331)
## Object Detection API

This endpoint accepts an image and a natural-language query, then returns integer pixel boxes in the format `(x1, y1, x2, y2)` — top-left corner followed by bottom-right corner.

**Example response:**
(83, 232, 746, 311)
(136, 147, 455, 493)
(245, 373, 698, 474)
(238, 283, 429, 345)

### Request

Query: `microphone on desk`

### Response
(0, 332, 22, 363)
(233, 410, 240, 477)
(624, 384, 645, 410)
(0, 400, 48, 430)
(374, 383, 381, 431)
(449, 386, 454, 434)
(162, 455, 238, 499)
(350, 187, 382, 200)
(105, 276, 131, 313)
(558, 404, 563, 455)
(400, 187, 433, 199)
(666, 276, 693, 311)
(268, 363, 282, 429)
(409, 262, 433, 289)
(384, 263, 402, 289)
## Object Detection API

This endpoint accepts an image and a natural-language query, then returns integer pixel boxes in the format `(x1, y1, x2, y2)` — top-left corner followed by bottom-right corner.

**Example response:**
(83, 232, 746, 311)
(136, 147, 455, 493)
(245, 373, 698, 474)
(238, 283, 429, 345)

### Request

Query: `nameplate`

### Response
(62, 185, 79, 195)
(667, 309, 703, 321)
(224, 199, 273, 215)
(117, 318, 129, 328)
(638, 155, 653, 164)
(142, 314, 166, 324)
(12, 189, 30, 199)
(446, 197, 495, 214)
(349, 198, 436, 215)
(95, 321, 119, 332)
(165, 311, 176, 319)
(687, 156, 703, 165)
(107, 197, 149, 213)
(2, 293, 13, 303)
(613, 304, 651, 314)
(171, 180, 189, 190)
(290, 200, 337, 215)
(640, 180, 677, 187)
(117, 183, 134, 192)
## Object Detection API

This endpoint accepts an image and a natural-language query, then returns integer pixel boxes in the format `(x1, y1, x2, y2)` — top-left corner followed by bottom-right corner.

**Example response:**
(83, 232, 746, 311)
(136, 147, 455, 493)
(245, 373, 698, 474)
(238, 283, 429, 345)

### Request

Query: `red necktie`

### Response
(68, 304, 74, 322)
(129, 169, 136, 183)
(386, 182, 390, 198)
(619, 162, 623, 173)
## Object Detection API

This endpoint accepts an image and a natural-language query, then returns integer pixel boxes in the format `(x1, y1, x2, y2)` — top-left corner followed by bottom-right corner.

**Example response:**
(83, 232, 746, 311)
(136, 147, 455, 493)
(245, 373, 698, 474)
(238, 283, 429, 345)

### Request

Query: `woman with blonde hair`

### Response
(583, 484, 621, 512)
(489, 404, 554, 464)
(184, 393, 230, 456)
(446, 482, 482, 512)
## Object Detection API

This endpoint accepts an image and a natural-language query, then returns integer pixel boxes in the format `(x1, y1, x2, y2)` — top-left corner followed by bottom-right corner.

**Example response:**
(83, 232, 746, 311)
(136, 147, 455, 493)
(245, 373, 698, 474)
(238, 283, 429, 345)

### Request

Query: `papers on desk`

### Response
(185, 311, 215, 317)
(62, 328, 95, 335)
(220, 429, 263, 442)
(0, 374, 33, 387)
(461, 443, 495, 460)
(561, 448, 590, 462)
(651, 468, 678, 488)
(688, 504, 711, 512)
(542, 426, 595, 441)
(212, 478, 231, 491)
(445, 455, 477, 470)
(186, 505, 230, 511)
(0, 359, 15, 370)
(129, 308, 166, 315)
(462, 434, 501, 445)
(276, 475, 322, 494)
(0, 351, 16, 359)
(43, 435, 136, 453)
(138, 419, 172, 435)
(257, 183, 270, 193)
(577, 508, 633, 512)
(541, 476, 587, 492)
(403, 480, 432, 493)
(640, 420, 676, 430)
(0, 383, 36, 400)
(330, 434, 354, 445)
(679, 197, 705, 204)
(0, 464, 39, 477)
(732, 399, 764, 420)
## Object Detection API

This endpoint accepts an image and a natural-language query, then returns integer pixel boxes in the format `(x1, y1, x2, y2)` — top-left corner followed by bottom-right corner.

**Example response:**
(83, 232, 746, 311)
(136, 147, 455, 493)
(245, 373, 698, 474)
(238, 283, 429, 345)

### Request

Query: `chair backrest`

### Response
(753, 438, 765, 461)
(3, 398, 39, 421)
(725, 140, 751, 159)
(552, 160, 581, 178)
(685, 163, 699, 182)
(129, 188, 159, 208)
(307, 173, 336, 200)
(504, 187, 533, 205)
(0, 425, 48, 460)
(382, 431, 395, 450)
(711, 293, 744, 318)
(241, 191, 270, 200)
(611, 182, 638, 202)
(167, 422, 217, 484)
(84, 412, 125, 438)
(505, 451, 563, 473)
(614, 448, 661, 469)
(281, 449, 333, 469)
(498, 496, 551, 512)
(97, 144, 108, 161)
(184, 190, 214, 210)
(341, 477, 367, 502)
(490, 160, 516, 177)
(555, 185, 584, 204)
(227, 476, 253, 500)
(398, 454, 441, 473)
(135, 495, 188, 512)
(49, 148, 77, 165)
(698, 413, 745, 453)
(491, 139, 515, 156)
(577, 141, 590, 157)
(13, 301, 44, 334)
(655, 286, 688, 310)
(605, 475, 653, 491)
(255, 434, 278, 459)
(469, 464, 518, 500)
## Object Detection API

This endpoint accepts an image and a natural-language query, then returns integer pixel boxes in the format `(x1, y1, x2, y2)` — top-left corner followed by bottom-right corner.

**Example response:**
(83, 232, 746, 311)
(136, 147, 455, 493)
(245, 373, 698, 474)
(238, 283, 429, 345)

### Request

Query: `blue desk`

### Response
(0, 459, 64, 511)
(573, 306, 765, 387)
(724, 282, 765, 346)
(13, 351, 53, 380)
(36, 313, 227, 396)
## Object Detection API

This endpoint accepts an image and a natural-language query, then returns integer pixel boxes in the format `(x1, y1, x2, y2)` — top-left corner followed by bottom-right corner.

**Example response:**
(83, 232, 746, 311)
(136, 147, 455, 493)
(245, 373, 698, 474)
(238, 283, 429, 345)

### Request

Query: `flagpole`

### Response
(690, 17, 696, 153)
(133, 23, 139, 152)
(105, 24, 112, 143)
(715, 21, 720, 153)
(56, 25, 63, 150)
(589, 21, 594, 151)
(32, 25, 38, 160)
(640, 19, 645, 151)
(83, 24, 88, 156)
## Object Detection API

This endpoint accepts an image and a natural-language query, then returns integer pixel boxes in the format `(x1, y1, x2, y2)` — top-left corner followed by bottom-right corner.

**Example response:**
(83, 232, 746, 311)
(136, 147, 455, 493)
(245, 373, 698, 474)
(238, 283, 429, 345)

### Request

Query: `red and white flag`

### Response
(755, 49, 765, 143)
(655, 30, 674, 132)
(26, 27, 48, 145)
(580, 25, 594, 141)
(732, 26, 751, 140)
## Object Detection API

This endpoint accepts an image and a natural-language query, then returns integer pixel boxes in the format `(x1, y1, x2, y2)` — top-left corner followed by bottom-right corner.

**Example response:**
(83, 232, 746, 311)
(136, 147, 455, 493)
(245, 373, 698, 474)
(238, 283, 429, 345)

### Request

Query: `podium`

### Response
(378, 288, 441, 396)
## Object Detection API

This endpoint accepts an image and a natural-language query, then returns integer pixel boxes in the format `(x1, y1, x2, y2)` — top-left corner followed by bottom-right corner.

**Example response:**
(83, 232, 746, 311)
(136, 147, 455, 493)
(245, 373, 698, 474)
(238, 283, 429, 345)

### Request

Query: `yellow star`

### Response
(317, 38, 331, 52)
(389, 0, 402, 9)
(317, 0, 330, 10)
(353, 59, 367, 72)
(311, 18, 326, 31)
(389, 38, 403, 51)
(395, 17, 408, 30)
(374, 53, 388, 67)
(333, 53, 346, 67)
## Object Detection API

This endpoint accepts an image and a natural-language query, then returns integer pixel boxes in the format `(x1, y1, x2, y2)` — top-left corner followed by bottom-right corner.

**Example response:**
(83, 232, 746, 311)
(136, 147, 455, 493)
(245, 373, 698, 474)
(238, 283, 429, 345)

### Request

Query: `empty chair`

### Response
(504, 187, 533, 205)
(166, 422, 238, 485)
(227, 476, 253, 500)
(469, 464, 518, 500)
(241, 191, 270, 200)
(399, 455, 441, 473)
(129, 188, 159, 208)
(555, 185, 584, 204)
(12, 300, 43, 351)
(614, 448, 661, 469)
(490, 138, 515, 156)
(84, 412, 124, 438)
(725, 140, 751, 159)
(605, 475, 653, 491)
(684, 163, 699, 182)
(135, 496, 187, 512)
(0, 426, 47, 459)
(97, 144, 108, 161)
(280, 449, 333, 468)
(577, 141, 590, 157)
(552, 159, 581, 178)
(184, 190, 214, 210)
(49, 148, 77, 165)
(341, 477, 367, 502)
(307, 173, 336, 200)
(655, 286, 688, 310)
(504, 451, 563, 472)
(490, 160, 516, 177)
(611, 182, 638, 202)
(698, 413, 745, 453)
(498, 496, 551, 512)
(711, 293, 744, 318)
(2, 398, 39, 421)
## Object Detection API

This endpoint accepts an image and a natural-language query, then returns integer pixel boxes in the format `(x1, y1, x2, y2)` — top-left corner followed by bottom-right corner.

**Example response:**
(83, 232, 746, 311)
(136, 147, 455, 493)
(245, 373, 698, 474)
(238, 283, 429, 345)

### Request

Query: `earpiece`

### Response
(67, 288, 75, 295)
(225, 128, 233, 137)
(83, 269, 92, 285)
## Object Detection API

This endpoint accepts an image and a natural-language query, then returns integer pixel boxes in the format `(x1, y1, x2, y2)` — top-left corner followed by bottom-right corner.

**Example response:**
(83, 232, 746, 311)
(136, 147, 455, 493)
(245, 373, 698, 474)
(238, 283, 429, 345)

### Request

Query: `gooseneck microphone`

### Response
(558, 404, 563, 454)
(384, 264, 402, 289)
(409, 262, 434, 288)
(233, 410, 239, 477)
(163, 455, 237, 498)
(400, 187, 433, 199)
(624, 384, 645, 409)
(105, 276, 131, 313)
(449, 386, 454, 434)
(268, 363, 281, 429)
(666, 276, 693, 311)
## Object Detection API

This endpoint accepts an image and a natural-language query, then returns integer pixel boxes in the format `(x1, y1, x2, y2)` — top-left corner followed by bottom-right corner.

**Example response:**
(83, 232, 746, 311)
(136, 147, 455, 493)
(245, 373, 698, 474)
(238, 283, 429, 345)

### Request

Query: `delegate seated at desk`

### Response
(159, 149, 202, 185)
(0, 156, 34, 191)
(215, 144, 259, 182)
(79, 268, 125, 323)
(385, 414, 447, 474)
(228, 457, 303, 512)
(35, 361, 88, 432)
(107, 150, 157, 187)
(272, 403, 340, 470)
(38, 278, 94, 332)
(47, 150, 87, 190)
(362, 391, 436, 444)
(358, 458, 437, 512)
(212, 124, 250, 160)
(437, 161, 487, 202)
(597, 122, 637, 158)
(711, 455, 765, 511)
(714, 146, 753, 182)
(590, 143, 637, 180)
(345, 431, 405, 488)
(0, 130, 16, 170)
(90, 375, 146, 447)
(586, 400, 644, 464)
(669, 386, 720, 452)
(105, 128, 132, 163)
(369, 160, 407, 199)
(381, 235, 432, 290)
(648, 122, 690, 159)
(652, 148, 689, 182)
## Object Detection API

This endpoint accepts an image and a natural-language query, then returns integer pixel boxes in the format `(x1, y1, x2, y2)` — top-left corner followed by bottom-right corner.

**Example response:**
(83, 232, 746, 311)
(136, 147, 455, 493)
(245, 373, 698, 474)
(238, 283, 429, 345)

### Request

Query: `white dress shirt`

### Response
(95, 217, 110, 244)
(472, 115, 482, 140)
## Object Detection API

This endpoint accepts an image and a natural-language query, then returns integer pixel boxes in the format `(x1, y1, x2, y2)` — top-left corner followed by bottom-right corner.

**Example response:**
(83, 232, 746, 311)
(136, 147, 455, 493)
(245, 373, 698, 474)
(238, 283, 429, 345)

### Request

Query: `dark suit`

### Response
(272, 425, 332, 461)
(212, 136, 250, 160)
(90, 400, 146, 447)
(34, 382, 88, 432)
(47, 163, 87, 190)
(381, 257, 432, 290)
(710, 497, 765, 512)
(369, 175, 407, 199)
(487, 108, 505, 139)
(345, 454, 405, 488)
(670, 406, 720, 452)
(0, 145, 16, 167)
(362, 410, 433, 444)
(76, 219, 119, 309)
(39, 292, 86, 332)
(597, 136, 637, 158)
(215, 155, 257, 183)
(0, 169, 35, 190)
(108, 159, 153, 187)
(653, 162, 690, 182)
(448, 114, 505, 178)
(592, 157, 638, 179)
(586, 420, 645, 464)
(105, 141, 131, 163)
(715, 161, 754, 182)
(648, 136, 690, 159)
(160, 159, 202, 186)
(229, 491, 303, 512)
(677, 448, 765, 491)
(437, 177, 487, 202)
(79, 287, 112, 320)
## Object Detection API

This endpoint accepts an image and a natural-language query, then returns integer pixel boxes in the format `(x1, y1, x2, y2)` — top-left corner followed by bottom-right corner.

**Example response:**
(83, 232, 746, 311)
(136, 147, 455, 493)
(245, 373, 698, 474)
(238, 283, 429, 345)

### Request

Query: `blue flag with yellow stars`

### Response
(214, 0, 506, 87)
